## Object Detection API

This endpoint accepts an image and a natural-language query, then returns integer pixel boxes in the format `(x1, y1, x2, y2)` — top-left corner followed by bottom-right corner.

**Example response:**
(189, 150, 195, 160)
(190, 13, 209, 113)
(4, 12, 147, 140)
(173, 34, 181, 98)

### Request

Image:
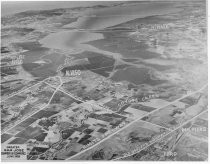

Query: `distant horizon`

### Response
(1, 1, 122, 16)
(1, 0, 201, 16)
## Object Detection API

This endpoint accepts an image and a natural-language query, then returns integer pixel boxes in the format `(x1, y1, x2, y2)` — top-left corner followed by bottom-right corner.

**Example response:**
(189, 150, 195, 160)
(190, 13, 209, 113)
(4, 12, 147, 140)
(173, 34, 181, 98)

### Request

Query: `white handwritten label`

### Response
(1, 144, 27, 161)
